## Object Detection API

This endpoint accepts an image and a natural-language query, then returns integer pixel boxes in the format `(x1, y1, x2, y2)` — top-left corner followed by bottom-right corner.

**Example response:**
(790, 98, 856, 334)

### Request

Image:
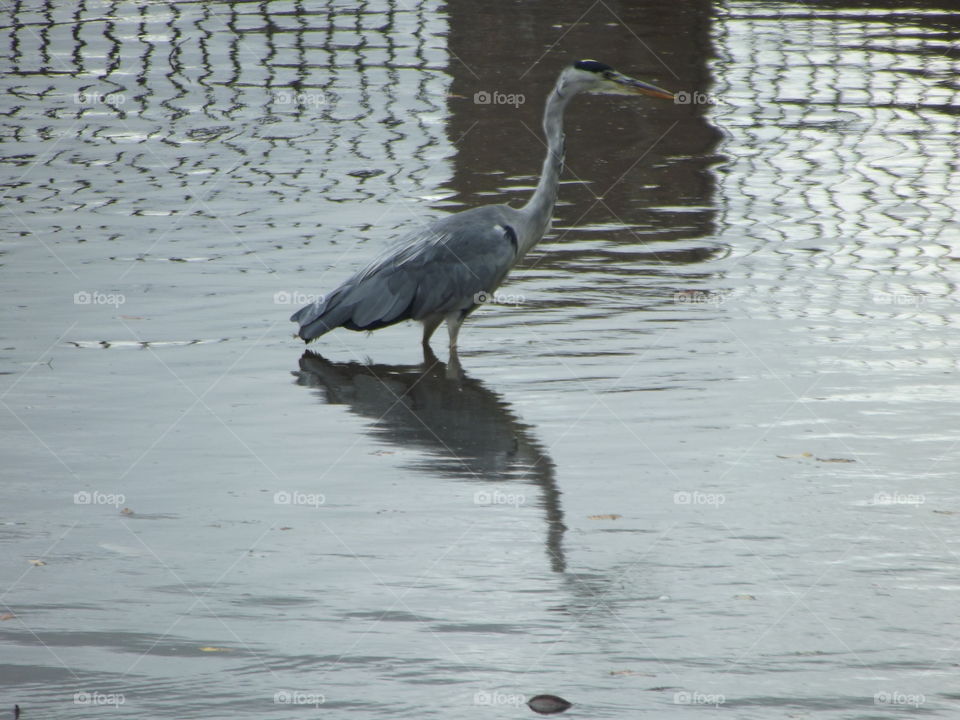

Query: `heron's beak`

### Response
(607, 71, 675, 101)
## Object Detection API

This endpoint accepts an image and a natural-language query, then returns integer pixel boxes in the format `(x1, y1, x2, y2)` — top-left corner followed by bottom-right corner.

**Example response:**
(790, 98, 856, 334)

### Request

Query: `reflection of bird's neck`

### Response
(520, 82, 573, 255)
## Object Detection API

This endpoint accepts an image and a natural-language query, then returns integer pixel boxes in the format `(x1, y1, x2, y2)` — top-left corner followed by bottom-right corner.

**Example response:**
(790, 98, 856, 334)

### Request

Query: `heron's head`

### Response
(558, 59, 674, 101)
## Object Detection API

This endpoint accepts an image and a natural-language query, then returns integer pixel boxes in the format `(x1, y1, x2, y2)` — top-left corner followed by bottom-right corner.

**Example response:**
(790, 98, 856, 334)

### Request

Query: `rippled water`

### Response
(2, 0, 960, 717)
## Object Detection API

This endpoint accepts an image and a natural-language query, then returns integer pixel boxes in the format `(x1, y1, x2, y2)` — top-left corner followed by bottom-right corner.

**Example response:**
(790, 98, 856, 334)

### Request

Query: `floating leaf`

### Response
(776, 452, 813, 459)
(933, 510, 957, 515)
(588, 514, 622, 520)
(0, 613, 16, 621)
(199, 646, 230, 653)
(527, 694, 572, 714)
(816, 457, 855, 463)
(28, 559, 46, 566)
(734, 594, 757, 600)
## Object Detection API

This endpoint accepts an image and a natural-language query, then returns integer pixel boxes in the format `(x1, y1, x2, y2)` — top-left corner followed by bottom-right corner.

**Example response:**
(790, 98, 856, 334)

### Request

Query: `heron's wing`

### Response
(292, 207, 520, 339)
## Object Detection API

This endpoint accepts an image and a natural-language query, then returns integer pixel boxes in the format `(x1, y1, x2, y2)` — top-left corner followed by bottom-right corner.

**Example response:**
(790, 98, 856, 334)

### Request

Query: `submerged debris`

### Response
(776, 452, 856, 463)
(347, 168, 385, 179)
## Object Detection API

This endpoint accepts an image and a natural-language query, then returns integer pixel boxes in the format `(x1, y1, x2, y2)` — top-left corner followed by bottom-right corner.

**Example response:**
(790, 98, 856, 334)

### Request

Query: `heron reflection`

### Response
(293, 349, 566, 573)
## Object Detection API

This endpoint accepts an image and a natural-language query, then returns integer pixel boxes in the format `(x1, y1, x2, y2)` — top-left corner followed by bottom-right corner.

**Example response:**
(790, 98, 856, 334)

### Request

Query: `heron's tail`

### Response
(290, 291, 351, 343)
(290, 271, 419, 342)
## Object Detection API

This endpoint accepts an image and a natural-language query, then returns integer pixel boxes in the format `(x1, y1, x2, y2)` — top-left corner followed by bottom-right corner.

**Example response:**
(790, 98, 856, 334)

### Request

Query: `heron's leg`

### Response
(421, 315, 443, 347)
(421, 343, 441, 368)
(445, 311, 466, 349)
(445, 345, 462, 380)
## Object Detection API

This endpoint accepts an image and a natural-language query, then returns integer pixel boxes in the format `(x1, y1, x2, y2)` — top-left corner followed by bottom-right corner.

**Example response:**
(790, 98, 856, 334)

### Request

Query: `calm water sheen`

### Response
(2, 1, 960, 717)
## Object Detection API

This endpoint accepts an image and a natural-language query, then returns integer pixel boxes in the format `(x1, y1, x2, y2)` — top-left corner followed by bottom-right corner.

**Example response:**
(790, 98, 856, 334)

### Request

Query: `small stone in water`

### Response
(527, 694, 572, 714)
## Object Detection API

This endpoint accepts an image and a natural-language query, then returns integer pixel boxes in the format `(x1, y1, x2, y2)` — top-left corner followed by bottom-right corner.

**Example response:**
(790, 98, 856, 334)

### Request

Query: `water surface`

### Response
(2, 1, 960, 717)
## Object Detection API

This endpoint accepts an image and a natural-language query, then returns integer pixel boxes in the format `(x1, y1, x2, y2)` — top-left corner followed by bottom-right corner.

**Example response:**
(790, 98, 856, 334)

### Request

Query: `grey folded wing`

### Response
(291, 208, 519, 338)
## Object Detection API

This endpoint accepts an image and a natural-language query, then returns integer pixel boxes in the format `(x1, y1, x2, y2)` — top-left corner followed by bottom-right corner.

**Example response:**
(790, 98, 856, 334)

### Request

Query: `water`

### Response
(2, 0, 960, 717)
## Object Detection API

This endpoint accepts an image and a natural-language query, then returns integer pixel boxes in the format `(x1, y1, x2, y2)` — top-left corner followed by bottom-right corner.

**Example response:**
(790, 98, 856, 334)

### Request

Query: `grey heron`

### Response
(291, 59, 674, 350)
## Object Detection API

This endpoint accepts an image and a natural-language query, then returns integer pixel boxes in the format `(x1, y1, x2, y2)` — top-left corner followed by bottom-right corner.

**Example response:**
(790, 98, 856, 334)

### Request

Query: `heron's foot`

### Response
(446, 346, 462, 380)
(445, 312, 465, 351)
(421, 343, 441, 368)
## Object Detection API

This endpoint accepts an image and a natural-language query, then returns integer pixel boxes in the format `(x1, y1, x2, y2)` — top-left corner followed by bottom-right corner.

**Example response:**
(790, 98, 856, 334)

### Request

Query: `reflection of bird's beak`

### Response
(609, 71, 675, 101)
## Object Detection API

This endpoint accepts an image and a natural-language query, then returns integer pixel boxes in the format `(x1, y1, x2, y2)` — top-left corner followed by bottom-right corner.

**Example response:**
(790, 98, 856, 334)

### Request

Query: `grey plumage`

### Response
(291, 59, 673, 349)
(291, 206, 521, 344)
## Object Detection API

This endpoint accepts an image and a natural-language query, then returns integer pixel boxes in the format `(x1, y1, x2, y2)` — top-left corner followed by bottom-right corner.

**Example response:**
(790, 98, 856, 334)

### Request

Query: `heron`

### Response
(291, 59, 674, 350)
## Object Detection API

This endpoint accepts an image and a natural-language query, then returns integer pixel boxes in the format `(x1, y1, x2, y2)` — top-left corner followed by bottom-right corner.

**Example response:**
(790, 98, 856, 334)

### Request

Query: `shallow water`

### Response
(2, 0, 960, 717)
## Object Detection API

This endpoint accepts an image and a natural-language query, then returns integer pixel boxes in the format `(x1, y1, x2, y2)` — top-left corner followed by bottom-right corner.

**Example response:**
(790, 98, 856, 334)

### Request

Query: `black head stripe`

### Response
(574, 59, 612, 73)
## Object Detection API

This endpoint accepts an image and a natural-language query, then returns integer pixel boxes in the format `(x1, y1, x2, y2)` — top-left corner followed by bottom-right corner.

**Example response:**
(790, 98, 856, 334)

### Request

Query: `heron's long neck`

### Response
(520, 84, 573, 254)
